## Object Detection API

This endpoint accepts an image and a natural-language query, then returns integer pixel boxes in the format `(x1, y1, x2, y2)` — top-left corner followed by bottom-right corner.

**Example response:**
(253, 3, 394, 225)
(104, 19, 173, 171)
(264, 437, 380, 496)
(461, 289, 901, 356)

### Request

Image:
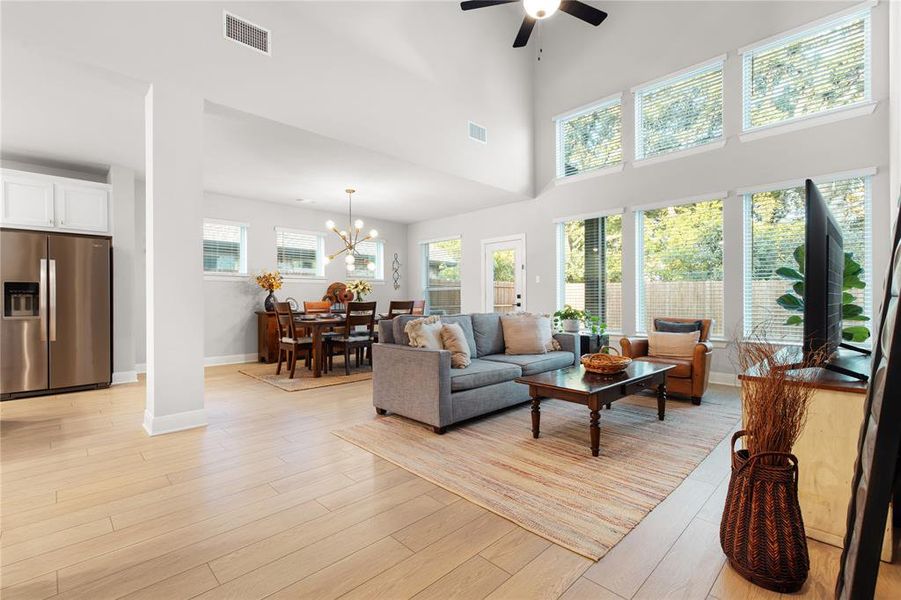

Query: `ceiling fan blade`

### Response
(559, 1, 608, 26)
(513, 16, 536, 48)
(460, 0, 518, 11)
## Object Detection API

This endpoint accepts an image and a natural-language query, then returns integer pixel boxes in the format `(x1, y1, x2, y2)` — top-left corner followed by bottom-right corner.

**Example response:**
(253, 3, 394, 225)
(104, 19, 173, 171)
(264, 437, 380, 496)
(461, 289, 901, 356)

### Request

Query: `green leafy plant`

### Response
(552, 306, 606, 335)
(775, 244, 870, 342)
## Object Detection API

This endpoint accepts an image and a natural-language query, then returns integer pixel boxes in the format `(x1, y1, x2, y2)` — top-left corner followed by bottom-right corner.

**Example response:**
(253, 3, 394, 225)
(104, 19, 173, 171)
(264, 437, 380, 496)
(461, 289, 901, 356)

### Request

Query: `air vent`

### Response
(468, 121, 488, 144)
(224, 12, 270, 55)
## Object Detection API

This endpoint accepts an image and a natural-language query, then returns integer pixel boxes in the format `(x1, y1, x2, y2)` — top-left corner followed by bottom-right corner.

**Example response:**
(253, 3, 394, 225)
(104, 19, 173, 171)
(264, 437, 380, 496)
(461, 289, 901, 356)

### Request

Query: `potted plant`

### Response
(346, 279, 373, 301)
(255, 271, 283, 312)
(721, 337, 824, 592)
(553, 306, 585, 333)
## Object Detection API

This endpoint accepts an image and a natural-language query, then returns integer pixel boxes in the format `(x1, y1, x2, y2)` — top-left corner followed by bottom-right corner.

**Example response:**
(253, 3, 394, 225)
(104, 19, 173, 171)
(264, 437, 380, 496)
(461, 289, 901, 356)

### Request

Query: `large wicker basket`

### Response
(720, 430, 809, 593)
(580, 347, 632, 375)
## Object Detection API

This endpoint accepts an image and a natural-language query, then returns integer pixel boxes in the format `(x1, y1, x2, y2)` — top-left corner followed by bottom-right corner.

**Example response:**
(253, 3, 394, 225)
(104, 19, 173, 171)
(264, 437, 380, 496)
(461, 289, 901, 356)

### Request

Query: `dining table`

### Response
(293, 313, 346, 378)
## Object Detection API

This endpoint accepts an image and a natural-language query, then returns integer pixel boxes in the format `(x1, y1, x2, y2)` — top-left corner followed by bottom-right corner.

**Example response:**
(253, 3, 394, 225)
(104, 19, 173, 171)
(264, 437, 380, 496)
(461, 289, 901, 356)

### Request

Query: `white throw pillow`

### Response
(404, 316, 444, 350)
(648, 330, 700, 359)
(500, 313, 560, 355)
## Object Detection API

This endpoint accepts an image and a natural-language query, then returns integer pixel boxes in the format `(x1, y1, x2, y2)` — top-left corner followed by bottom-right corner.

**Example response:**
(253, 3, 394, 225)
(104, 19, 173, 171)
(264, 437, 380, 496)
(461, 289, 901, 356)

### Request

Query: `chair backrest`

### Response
(304, 300, 331, 314)
(274, 302, 297, 341)
(653, 317, 713, 342)
(412, 300, 426, 315)
(388, 300, 415, 317)
(343, 301, 377, 336)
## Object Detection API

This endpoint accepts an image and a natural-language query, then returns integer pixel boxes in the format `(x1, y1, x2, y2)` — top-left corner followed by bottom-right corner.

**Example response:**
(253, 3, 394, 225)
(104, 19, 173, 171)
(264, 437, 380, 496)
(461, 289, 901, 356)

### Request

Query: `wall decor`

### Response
(392, 253, 401, 290)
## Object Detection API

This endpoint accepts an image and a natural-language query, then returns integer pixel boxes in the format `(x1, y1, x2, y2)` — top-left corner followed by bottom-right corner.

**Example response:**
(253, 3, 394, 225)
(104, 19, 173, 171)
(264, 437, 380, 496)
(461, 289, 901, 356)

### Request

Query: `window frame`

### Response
(347, 239, 385, 281)
(275, 226, 326, 279)
(202, 218, 248, 277)
(553, 93, 623, 179)
(633, 55, 726, 163)
(421, 235, 463, 315)
(740, 6, 872, 134)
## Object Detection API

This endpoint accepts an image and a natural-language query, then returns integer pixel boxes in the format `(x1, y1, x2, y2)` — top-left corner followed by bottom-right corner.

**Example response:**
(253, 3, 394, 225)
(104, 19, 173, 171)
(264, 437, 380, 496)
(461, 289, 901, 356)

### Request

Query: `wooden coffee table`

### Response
(516, 361, 677, 457)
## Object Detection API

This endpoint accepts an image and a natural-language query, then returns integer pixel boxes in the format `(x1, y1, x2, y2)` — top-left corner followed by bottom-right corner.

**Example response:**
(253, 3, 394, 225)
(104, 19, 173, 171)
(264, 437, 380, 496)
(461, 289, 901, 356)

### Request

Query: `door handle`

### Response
(49, 259, 57, 342)
(39, 258, 47, 341)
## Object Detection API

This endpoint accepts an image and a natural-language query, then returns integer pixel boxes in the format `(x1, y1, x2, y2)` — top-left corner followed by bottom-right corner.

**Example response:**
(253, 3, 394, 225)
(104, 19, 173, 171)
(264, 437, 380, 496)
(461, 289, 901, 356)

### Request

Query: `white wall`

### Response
(407, 1, 893, 377)
(200, 192, 409, 362)
(891, 0, 901, 215)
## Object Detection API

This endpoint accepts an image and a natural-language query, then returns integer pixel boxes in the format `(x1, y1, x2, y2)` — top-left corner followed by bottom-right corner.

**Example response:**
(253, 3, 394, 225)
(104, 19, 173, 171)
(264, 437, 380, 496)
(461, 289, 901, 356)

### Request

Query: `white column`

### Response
(891, 0, 901, 219)
(143, 82, 206, 436)
(109, 165, 137, 384)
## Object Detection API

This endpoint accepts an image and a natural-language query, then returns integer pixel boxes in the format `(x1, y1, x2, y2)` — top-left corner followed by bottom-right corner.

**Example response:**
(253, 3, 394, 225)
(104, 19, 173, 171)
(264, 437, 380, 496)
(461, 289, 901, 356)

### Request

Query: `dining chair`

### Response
(387, 300, 415, 318)
(274, 302, 314, 378)
(303, 300, 332, 313)
(326, 302, 377, 376)
(412, 300, 426, 315)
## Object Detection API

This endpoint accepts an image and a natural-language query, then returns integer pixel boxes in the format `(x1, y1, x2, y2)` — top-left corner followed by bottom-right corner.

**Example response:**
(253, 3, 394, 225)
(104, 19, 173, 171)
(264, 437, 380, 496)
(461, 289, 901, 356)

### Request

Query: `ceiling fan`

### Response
(460, 0, 608, 48)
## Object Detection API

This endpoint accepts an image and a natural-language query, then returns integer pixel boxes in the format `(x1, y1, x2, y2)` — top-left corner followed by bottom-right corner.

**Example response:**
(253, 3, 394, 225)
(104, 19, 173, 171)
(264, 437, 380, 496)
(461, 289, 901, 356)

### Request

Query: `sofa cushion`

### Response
(439, 315, 477, 357)
(449, 359, 521, 392)
(634, 355, 693, 378)
(471, 313, 505, 357)
(391, 314, 477, 356)
(481, 351, 575, 376)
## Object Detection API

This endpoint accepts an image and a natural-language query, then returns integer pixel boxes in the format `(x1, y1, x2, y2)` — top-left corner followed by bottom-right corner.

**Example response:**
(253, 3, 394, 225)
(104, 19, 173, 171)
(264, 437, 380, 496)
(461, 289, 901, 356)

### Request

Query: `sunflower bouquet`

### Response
(255, 271, 283, 292)
(346, 279, 373, 300)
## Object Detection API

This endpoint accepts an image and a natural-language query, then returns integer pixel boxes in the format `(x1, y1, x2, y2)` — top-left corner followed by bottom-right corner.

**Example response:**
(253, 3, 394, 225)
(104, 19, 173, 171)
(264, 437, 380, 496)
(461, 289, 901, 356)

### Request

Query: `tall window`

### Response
(635, 59, 724, 160)
(347, 240, 384, 280)
(743, 175, 872, 341)
(742, 10, 870, 130)
(637, 199, 725, 335)
(557, 214, 623, 332)
(203, 220, 247, 275)
(555, 96, 622, 177)
(423, 238, 462, 315)
(276, 228, 324, 277)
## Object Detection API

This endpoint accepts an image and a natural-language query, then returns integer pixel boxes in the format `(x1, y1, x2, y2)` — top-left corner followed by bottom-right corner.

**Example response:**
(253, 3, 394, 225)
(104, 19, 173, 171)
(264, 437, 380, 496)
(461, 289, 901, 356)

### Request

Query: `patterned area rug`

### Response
(334, 387, 740, 559)
(239, 360, 371, 392)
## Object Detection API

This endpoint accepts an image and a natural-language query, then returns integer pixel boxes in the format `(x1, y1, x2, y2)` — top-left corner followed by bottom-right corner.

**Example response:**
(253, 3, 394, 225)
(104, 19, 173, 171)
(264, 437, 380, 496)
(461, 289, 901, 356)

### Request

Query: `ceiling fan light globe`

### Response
(345, 254, 356, 265)
(354, 219, 364, 230)
(523, 0, 560, 19)
(325, 220, 335, 230)
(369, 229, 378, 239)
(345, 263, 355, 272)
(367, 262, 376, 271)
(339, 230, 348, 238)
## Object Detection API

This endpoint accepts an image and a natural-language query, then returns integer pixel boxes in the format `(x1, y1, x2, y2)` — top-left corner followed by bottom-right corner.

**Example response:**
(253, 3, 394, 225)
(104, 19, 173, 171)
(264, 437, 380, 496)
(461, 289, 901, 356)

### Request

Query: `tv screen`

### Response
(803, 179, 844, 358)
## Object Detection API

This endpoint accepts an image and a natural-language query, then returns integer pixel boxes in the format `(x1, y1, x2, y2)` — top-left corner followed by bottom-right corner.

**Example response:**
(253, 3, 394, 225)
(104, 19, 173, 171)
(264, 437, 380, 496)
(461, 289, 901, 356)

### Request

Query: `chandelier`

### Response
(325, 188, 378, 273)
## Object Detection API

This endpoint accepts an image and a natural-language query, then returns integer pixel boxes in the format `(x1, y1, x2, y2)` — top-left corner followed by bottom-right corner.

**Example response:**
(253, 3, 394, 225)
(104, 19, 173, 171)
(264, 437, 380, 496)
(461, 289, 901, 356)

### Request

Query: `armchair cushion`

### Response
(654, 319, 703, 334)
(634, 356, 693, 378)
(648, 330, 700, 358)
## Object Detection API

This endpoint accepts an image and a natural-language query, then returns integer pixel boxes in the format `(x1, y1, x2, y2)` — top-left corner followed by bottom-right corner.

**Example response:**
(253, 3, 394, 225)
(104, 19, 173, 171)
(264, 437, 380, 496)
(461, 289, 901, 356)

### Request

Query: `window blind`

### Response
(557, 215, 623, 332)
(276, 228, 323, 277)
(348, 240, 383, 279)
(203, 221, 245, 274)
(555, 98, 622, 177)
(637, 199, 725, 335)
(742, 10, 870, 130)
(635, 61, 723, 160)
(423, 238, 462, 315)
(743, 176, 872, 342)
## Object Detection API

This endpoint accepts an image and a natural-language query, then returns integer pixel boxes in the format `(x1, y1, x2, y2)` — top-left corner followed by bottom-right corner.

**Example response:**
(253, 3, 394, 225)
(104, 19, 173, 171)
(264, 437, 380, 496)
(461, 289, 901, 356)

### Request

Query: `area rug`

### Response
(333, 389, 740, 559)
(239, 360, 371, 392)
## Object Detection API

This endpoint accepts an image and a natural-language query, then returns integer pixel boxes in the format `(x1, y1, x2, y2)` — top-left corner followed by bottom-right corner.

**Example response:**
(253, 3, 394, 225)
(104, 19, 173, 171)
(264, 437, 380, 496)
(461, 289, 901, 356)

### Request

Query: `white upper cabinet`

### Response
(0, 170, 110, 234)
(1, 174, 54, 228)
(54, 184, 109, 232)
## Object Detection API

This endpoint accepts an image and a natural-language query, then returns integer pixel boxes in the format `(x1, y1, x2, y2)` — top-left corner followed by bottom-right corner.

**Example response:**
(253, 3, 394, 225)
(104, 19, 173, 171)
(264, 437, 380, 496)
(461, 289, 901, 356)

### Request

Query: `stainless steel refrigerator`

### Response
(1, 229, 111, 399)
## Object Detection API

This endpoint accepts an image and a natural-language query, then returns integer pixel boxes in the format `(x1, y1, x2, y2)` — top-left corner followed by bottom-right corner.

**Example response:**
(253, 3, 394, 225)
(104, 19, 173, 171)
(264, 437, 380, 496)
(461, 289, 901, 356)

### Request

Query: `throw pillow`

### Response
(405, 316, 443, 350)
(500, 313, 559, 355)
(654, 319, 703, 334)
(440, 322, 472, 368)
(648, 330, 700, 359)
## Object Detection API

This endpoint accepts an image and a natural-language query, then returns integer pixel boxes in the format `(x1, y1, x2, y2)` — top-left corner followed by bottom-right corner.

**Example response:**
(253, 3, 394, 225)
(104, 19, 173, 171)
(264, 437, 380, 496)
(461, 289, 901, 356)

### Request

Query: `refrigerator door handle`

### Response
(39, 258, 48, 342)
(49, 258, 57, 342)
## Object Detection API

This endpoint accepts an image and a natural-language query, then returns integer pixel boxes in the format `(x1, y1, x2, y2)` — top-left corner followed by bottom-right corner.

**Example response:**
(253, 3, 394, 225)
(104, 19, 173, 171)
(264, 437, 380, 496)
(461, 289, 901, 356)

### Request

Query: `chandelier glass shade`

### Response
(325, 188, 378, 273)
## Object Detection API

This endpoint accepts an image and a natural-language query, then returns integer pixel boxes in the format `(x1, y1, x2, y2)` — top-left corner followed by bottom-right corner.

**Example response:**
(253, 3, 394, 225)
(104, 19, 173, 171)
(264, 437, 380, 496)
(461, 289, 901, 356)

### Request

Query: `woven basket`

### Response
(720, 430, 809, 593)
(580, 347, 632, 375)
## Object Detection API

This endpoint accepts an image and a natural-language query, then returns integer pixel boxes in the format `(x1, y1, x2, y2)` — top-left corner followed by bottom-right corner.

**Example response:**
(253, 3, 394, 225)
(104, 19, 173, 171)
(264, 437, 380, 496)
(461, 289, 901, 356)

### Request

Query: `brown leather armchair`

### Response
(620, 317, 714, 405)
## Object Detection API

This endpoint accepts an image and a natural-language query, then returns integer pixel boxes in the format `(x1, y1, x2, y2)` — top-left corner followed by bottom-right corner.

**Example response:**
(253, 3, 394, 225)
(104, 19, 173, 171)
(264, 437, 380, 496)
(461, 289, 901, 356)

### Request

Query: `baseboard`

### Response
(135, 362, 147, 374)
(709, 371, 740, 387)
(142, 408, 207, 436)
(203, 353, 257, 367)
(111, 370, 139, 385)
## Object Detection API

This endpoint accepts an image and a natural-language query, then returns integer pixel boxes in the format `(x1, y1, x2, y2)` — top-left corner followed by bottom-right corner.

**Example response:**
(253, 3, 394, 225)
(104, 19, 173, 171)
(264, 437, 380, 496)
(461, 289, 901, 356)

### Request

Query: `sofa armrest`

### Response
(620, 336, 649, 358)
(372, 344, 452, 428)
(553, 332, 578, 365)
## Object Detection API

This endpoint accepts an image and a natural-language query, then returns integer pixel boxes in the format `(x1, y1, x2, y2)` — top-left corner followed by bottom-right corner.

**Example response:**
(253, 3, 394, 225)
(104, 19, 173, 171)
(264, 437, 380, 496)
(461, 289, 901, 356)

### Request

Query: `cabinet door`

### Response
(0, 175, 54, 228)
(55, 184, 109, 232)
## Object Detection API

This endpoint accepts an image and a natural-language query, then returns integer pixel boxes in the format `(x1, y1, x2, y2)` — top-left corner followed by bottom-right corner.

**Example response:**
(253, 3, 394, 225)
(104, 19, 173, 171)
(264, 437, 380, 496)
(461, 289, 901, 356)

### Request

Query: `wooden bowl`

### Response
(580, 347, 632, 375)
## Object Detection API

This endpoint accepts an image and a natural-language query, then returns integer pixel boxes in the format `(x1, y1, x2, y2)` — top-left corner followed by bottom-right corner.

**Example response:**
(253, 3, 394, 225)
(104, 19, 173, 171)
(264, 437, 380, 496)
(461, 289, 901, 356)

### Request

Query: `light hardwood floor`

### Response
(1, 365, 898, 599)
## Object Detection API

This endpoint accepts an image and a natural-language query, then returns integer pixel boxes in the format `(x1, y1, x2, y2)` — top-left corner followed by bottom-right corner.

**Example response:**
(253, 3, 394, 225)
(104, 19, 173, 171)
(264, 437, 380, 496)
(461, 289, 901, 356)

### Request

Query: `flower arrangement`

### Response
(255, 271, 283, 292)
(346, 279, 373, 299)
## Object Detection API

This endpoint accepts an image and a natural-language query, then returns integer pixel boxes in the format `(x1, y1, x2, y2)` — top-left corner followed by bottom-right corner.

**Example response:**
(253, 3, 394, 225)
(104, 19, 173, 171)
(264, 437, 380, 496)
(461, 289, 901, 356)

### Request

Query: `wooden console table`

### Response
(256, 311, 279, 363)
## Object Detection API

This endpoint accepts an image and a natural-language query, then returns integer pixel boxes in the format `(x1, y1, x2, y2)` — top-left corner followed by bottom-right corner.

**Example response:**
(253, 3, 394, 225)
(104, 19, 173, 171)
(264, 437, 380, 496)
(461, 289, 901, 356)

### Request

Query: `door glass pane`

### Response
(491, 249, 516, 313)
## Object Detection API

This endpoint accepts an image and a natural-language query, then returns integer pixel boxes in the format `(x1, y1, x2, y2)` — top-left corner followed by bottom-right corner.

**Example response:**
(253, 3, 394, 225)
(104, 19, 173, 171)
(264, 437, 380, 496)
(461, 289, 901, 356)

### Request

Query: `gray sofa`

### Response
(373, 313, 577, 433)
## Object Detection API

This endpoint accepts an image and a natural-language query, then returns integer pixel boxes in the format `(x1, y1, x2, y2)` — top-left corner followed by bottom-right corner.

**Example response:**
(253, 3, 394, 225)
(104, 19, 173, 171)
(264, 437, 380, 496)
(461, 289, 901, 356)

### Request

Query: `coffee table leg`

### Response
(657, 382, 666, 421)
(590, 408, 600, 457)
(531, 397, 540, 439)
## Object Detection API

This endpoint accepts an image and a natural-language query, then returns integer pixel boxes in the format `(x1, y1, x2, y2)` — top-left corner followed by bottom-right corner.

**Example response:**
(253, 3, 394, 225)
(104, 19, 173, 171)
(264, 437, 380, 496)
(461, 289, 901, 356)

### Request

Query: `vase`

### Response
(264, 291, 277, 312)
(720, 430, 809, 593)
(562, 319, 581, 333)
